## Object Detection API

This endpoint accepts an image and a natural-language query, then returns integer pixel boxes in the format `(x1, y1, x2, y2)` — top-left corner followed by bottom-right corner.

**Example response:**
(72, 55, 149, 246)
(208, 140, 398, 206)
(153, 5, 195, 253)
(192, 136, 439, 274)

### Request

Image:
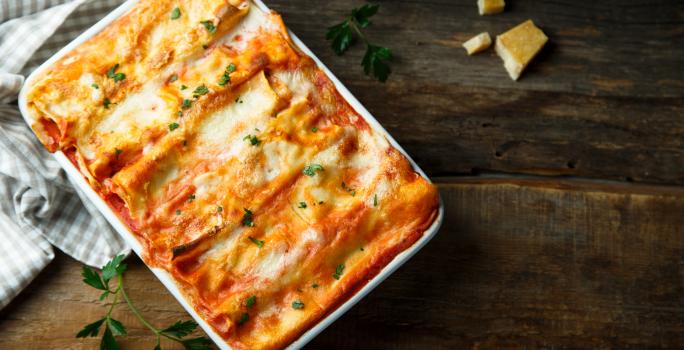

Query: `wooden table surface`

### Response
(2, 0, 684, 349)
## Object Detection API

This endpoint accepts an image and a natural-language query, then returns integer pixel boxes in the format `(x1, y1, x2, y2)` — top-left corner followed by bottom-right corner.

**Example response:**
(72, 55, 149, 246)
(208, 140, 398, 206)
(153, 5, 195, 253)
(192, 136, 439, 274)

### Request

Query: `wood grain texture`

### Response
(2, 178, 684, 349)
(266, 0, 684, 184)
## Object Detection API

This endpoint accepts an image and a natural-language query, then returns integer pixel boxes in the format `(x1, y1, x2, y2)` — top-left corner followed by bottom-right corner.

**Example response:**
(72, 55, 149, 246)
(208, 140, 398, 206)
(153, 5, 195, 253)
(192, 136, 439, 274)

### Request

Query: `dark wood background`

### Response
(1, 0, 684, 349)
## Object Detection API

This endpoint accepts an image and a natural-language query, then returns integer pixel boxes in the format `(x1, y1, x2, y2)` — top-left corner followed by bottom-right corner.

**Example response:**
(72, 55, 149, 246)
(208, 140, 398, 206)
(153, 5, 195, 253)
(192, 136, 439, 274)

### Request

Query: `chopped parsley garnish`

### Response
(242, 208, 255, 227)
(311, 127, 318, 133)
(237, 313, 249, 326)
(91, 83, 99, 89)
(103, 98, 112, 109)
(169, 74, 178, 82)
(235, 97, 243, 104)
(170, 7, 181, 20)
(114, 148, 122, 158)
(106, 64, 126, 82)
(248, 236, 264, 248)
(181, 99, 191, 109)
(187, 194, 195, 203)
(217, 206, 223, 212)
(168, 122, 179, 131)
(303, 164, 324, 177)
(243, 134, 260, 146)
(245, 295, 256, 308)
(218, 63, 237, 86)
(341, 182, 356, 196)
(332, 264, 345, 280)
(373, 194, 378, 207)
(175, 209, 181, 215)
(311, 283, 319, 289)
(298, 202, 307, 209)
(200, 20, 216, 34)
(180, 84, 188, 90)
(202, 43, 209, 49)
(192, 84, 209, 98)
(292, 300, 305, 310)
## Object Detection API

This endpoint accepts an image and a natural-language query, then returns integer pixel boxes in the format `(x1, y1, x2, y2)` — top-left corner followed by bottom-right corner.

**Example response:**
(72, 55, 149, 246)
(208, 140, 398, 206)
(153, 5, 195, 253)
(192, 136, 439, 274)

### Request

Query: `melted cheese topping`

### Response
(25, 1, 438, 349)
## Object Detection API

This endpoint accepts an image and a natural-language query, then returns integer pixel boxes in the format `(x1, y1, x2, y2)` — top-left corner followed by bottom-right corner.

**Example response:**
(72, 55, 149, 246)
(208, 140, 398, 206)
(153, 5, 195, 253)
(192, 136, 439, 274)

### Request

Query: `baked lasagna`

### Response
(23, 0, 439, 348)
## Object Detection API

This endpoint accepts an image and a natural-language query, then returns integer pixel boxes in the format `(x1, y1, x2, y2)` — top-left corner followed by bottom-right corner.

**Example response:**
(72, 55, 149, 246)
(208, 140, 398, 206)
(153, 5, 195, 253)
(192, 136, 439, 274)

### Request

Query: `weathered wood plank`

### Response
(2, 177, 683, 349)
(266, 0, 684, 184)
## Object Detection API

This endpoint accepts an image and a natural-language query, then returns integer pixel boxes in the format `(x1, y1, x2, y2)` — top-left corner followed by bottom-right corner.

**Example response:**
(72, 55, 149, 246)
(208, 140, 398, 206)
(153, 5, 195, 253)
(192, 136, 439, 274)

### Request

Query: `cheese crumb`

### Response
(495, 20, 548, 81)
(462, 32, 492, 55)
(478, 0, 505, 15)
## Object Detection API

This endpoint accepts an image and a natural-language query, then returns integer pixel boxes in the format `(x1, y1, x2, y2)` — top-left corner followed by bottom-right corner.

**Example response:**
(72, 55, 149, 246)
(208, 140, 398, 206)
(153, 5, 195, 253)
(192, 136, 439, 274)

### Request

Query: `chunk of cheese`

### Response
(478, 0, 505, 15)
(495, 20, 548, 80)
(462, 32, 492, 55)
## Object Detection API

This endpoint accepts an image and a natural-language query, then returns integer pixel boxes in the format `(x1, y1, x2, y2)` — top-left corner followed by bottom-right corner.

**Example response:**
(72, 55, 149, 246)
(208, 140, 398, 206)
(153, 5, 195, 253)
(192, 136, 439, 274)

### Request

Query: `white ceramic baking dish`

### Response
(18, 1, 444, 349)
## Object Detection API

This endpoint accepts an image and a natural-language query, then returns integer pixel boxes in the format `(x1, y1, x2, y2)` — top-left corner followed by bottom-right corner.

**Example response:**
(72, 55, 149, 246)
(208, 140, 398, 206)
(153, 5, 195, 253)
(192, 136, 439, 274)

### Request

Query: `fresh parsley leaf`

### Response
(227, 63, 237, 73)
(188, 194, 195, 203)
(243, 134, 260, 146)
(180, 337, 214, 350)
(100, 327, 120, 350)
(217, 206, 223, 212)
(292, 300, 305, 310)
(114, 148, 122, 158)
(82, 266, 107, 290)
(106, 64, 126, 82)
(325, 4, 392, 81)
(170, 7, 181, 20)
(200, 20, 216, 34)
(107, 318, 127, 336)
(311, 127, 318, 133)
(176, 209, 181, 215)
(180, 84, 188, 90)
(102, 254, 127, 284)
(362, 44, 393, 82)
(303, 164, 324, 177)
(374, 194, 378, 207)
(91, 83, 99, 89)
(182, 99, 192, 109)
(169, 74, 178, 82)
(332, 263, 345, 280)
(311, 283, 319, 289)
(76, 318, 106, 338)
(298, 202, 307, 209)
(351, 4, 379, 28)
(237, 312, 249, 326)
(103, 98, 112, 109)
(326, 21, 354, 55)
(161, 320, 198, 338)
(169, 122, 180, 131)
(192, 84, 209, 98)
(248, 236, 264, 248)
(245, 295, 256, 308)
(242, 208, 255, 227)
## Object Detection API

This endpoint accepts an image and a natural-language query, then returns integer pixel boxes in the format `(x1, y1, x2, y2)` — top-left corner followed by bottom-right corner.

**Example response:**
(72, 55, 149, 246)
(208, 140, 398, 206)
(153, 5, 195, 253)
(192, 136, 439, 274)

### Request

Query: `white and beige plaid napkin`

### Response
(0, 0, 129, 310)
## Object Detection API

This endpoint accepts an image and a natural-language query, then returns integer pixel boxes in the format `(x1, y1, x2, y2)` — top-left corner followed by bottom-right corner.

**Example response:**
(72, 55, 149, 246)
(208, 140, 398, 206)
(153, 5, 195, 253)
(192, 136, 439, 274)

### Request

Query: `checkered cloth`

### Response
(0, 0, 129, 310)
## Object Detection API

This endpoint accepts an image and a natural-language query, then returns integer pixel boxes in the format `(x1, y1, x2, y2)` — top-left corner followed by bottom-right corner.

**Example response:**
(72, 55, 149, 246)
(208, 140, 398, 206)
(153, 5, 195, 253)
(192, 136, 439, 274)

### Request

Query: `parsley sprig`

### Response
(326, 4, 393, 82)
(77, 254, 213, 350)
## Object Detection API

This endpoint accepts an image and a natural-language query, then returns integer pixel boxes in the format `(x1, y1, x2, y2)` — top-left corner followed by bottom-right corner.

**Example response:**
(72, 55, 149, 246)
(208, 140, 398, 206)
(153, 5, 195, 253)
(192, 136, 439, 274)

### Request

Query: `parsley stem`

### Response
(117, 275, 158, 334)
(117, 274, 185, 342)
(348, 19, 369, 46)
